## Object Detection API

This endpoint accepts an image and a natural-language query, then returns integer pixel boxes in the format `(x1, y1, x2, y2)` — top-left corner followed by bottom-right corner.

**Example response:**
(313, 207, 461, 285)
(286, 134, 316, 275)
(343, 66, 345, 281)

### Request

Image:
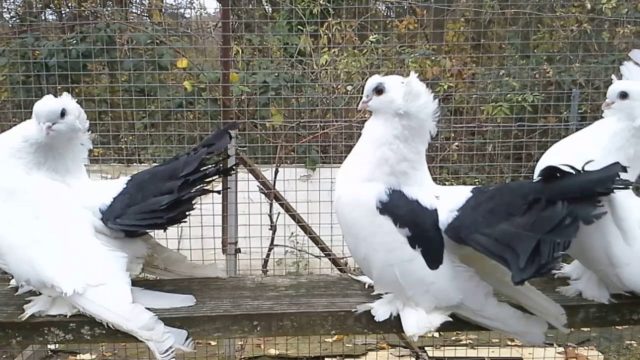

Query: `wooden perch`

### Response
(1, 275, 639, 347)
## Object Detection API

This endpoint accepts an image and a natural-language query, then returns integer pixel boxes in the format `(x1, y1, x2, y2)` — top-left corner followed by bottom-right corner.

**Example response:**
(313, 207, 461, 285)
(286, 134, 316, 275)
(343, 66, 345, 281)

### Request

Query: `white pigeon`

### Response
(0, 168, 194, 360)
(0, 93, 237, 358)
(534, 50, 640, 303)
(0, 93, 233, 283)
(335, 72, 631, 343)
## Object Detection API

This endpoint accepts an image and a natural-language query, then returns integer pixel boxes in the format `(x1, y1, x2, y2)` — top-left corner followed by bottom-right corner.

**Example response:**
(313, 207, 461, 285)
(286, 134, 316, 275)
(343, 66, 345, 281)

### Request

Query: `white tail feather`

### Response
(67, 288, 193, 360)
(131, 287, 196, 309)
(451, 259, 550, 345)
(456, 249, 568, 332)
(143, 241, 226, 278)
(455, 305, 548, 345)
(167, 326, 195, 352)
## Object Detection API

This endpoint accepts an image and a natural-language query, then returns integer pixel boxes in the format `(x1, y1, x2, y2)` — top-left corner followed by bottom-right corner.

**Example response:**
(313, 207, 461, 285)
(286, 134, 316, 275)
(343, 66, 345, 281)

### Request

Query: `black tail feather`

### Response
(445, 160, 632, 285)
(101, 122, 239, 237)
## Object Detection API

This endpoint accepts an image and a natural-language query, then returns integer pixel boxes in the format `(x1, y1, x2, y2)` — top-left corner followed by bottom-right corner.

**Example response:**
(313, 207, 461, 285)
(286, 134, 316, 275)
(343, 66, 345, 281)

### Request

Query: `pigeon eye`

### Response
(373, 84, 385, 96)
(618, 91, 629, 100)
(60, 108, 67, 118)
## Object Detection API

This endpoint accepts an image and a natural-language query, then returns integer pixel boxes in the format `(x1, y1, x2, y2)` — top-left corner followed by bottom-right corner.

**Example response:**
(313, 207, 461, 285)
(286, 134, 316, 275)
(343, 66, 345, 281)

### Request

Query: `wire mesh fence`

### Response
(3, 328, 640, 359)
(1, 0, 640, 359)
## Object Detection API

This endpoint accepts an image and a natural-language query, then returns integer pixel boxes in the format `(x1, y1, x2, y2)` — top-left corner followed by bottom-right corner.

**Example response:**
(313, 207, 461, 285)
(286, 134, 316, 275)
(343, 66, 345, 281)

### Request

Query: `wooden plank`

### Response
(1, 275, 639, 347)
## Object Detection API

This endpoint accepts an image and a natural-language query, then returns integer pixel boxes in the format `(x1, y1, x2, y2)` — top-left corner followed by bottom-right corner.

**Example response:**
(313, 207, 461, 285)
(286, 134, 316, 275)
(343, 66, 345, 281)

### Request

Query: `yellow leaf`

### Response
(150, 9, 163, 23)
(229, 71, 240, 84)
(323, 335, 345, 343)
(270, 107, 284, 126)
(183, 80, 194, 92)
(176, 57, 189, 69)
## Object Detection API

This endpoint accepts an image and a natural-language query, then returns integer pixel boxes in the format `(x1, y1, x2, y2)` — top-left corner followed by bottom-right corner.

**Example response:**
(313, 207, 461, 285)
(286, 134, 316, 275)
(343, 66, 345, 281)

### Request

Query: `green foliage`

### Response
(0, 2, 224, 162)
(0, 0, 638, 179)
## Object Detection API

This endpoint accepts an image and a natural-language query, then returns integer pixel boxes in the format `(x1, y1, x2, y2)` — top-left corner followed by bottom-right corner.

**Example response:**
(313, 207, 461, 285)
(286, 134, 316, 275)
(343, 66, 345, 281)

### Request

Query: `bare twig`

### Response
(260, 164, 281, 275)
(238, 153, 349, 273)
(397, 333, 430, 360)
(270, 244, 351, 260)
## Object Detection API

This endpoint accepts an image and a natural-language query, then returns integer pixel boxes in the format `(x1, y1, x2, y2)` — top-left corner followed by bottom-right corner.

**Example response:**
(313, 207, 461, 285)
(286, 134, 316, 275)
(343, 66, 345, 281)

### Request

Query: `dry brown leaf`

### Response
(266, 348, 281, 356)
(451, 334, 477, 345)
(506, 338, 523, 346)
(353, 339, 378, 345)
(390, 347, 413, 357)
(377, 341, 391, 350)
(323, 335, 346, 343)
(561, 345, 593, 360)
(101, 352, 113, 358)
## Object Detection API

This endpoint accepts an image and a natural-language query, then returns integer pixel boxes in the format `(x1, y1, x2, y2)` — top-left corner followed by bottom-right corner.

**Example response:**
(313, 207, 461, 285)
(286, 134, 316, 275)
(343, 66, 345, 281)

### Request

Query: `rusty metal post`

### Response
(219, 0, 237, 275)
(218, 2, 239, 359)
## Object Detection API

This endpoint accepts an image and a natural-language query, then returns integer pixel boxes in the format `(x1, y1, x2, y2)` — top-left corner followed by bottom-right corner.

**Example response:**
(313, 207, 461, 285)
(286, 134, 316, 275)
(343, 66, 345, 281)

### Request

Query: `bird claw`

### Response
(552, 263, 571, 279)
(19, 294, 77, 320)
(349, 274, 375, 289)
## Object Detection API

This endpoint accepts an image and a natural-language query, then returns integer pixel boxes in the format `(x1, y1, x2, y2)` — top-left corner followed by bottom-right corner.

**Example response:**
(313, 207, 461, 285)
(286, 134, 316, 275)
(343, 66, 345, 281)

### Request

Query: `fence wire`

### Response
(3, 328, 640, 359)
(1, 0, 640, 359)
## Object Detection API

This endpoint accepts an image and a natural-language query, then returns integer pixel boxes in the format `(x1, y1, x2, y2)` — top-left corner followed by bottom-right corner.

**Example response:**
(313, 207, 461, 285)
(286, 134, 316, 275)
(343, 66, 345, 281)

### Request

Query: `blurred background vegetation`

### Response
(0, 0, 638, 183)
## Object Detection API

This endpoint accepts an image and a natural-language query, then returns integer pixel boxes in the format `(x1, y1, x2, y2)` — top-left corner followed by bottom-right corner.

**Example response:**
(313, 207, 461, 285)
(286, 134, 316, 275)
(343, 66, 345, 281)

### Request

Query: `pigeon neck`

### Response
(614, 119, 640, 180)
(339, 114, 434, 188)
(24, 122, 91, 183)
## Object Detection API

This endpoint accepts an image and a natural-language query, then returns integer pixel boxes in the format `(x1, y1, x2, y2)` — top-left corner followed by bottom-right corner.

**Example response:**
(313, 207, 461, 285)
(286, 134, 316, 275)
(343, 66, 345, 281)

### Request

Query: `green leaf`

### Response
(156, 51, 173, 71)
(305, 147, 320, 171)
(132, 33, 153, 45)
(269, 106, 284, 126)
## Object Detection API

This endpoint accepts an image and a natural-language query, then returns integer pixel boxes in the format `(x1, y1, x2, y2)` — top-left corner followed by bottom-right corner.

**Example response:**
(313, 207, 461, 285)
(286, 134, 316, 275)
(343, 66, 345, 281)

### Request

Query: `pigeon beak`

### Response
(357, 98, 370, 111)
(42, 122, 54, 135)
(601, 99, 615, 111)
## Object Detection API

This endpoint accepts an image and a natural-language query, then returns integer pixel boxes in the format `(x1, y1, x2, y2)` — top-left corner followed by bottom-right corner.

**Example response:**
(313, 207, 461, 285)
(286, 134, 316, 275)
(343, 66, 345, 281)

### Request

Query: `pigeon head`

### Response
(358, 74, 407, 114)
(359, 72, 440, 138)
(32, 92, 88, 138)
(602, 80, 640, 124)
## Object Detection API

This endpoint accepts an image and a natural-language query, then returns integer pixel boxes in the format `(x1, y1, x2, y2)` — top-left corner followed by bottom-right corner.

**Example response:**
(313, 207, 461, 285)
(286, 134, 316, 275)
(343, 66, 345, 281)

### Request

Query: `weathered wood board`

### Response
(1, 275, 639, 348)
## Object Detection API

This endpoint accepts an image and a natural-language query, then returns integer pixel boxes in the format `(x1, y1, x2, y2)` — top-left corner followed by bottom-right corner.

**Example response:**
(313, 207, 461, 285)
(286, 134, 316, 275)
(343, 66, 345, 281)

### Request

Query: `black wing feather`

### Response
(444, 161, 631, 285)
(377, 189, 444, 270)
